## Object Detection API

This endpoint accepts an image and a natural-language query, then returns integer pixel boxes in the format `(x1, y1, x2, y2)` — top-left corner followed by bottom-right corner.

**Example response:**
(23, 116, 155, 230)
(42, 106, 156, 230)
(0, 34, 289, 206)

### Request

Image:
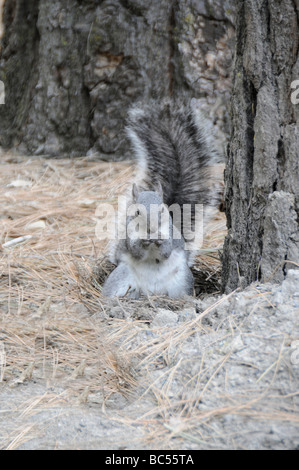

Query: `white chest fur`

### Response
(120, 248, 189, 297)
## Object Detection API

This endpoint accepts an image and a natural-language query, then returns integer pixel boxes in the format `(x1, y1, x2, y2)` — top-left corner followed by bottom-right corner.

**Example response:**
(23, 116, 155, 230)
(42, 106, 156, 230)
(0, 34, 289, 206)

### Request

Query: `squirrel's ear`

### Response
(156, 180, 163, 198)
(132, 183, 139, 201)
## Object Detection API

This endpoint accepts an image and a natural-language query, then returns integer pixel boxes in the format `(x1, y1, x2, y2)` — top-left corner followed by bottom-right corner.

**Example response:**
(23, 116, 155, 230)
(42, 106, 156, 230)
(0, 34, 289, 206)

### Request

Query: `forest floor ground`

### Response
(0, 151, 298, 450)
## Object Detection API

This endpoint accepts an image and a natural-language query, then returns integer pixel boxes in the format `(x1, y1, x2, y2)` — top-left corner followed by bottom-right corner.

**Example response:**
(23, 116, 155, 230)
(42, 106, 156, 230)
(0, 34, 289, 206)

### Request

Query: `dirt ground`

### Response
(0, 152, 298, 450)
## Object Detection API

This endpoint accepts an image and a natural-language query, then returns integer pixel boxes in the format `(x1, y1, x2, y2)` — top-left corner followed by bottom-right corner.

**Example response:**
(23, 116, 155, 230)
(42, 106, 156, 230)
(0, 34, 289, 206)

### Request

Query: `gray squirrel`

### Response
(102, 99, 221, 299)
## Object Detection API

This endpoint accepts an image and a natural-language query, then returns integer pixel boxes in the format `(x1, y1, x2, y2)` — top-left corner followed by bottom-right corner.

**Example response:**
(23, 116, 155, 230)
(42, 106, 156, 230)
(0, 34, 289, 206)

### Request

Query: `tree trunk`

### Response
(0, 0, 234, 159)
(222, 0, 299, 291)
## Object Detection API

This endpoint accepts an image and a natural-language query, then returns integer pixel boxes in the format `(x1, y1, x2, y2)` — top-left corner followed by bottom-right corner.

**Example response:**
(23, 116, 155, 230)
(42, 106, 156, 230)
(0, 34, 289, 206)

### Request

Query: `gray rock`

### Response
(151, 309, 178, 328)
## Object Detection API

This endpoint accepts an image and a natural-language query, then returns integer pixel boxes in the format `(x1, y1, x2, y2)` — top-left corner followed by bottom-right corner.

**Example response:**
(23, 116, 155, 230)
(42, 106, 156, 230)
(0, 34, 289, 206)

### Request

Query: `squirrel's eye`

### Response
(135, 210, 140, 216)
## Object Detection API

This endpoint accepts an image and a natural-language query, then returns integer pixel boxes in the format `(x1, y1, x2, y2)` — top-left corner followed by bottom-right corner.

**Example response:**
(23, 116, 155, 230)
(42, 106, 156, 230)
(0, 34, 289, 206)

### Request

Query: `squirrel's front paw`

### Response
(157, 239, 172, 259)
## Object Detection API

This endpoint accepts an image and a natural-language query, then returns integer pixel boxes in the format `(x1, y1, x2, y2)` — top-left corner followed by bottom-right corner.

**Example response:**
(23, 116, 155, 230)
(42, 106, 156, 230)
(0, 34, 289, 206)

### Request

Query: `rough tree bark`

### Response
(0, 0, 234, 158)
(222, 0, 299, 291)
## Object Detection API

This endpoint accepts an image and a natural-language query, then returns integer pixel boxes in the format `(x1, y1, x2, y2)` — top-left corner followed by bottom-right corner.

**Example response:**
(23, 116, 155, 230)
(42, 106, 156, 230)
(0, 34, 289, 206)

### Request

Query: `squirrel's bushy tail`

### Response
(126, 99, 222, 210)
